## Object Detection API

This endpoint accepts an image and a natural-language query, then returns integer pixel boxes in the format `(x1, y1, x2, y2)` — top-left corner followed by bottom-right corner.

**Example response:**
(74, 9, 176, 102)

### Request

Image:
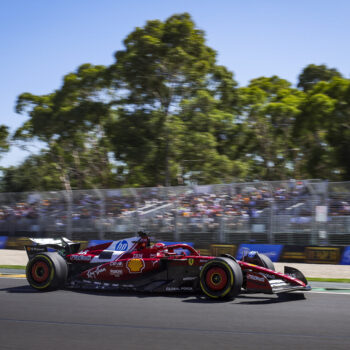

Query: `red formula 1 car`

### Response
(25, 232, 311, 300)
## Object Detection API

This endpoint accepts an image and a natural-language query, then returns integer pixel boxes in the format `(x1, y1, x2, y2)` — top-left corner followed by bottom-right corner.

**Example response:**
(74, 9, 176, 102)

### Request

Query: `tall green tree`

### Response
(295, 76, 350, 179)
(297, 64, 342, 91)
(177, 90, 238, 183)
(0, 153, 63, 192)
(236, 76, 305, 180)
(107, 13, 236, 186)
(10, 11, 350, 190)
(325, 78, 350, 179)
(0, 125, 9, 158)
(14, 64, 115, 190)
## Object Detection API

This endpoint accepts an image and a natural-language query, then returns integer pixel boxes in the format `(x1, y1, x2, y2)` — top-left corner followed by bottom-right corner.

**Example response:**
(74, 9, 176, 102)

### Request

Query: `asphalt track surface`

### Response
(1, 278, 350, 350)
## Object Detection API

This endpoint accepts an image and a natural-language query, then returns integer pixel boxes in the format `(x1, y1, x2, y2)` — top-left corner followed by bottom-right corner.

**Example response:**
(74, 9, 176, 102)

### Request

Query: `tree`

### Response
(107, 13, 234, 186)
(13, 13, 242, 189)
(297, 64, 342, 91)
(0, 125, 9, 158)
(236, 76, 305, 180)
(293, 89, 335, 179)
(0, 153, 62, 192)
(177, 90, 238, 183)
(11, 11, 350, 188)
(295, 77, 350, 180)
(14, 64, 115, 190)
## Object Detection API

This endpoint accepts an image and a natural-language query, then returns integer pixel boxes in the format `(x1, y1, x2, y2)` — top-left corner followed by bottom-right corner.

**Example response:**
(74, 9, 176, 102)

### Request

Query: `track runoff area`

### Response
(1, 278, 350, 350)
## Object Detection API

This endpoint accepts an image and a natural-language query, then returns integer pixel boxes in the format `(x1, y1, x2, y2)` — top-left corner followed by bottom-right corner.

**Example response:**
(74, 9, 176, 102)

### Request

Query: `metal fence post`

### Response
(174, 212, 180, 241)
(311, 196, 317, 245)
(38, 194, 43, 237)
(65, 190, 73, 240)
(99, 191, 106, 240)
(219, 215, 225, 243)
(268, 185, 275, 244)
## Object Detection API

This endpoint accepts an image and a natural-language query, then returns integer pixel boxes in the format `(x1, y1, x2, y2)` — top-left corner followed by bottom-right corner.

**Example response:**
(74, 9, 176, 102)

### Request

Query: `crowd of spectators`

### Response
(1, 181, 350, 236)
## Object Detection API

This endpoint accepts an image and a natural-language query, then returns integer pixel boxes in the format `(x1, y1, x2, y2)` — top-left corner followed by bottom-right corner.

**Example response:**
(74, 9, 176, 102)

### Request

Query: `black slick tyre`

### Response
(258, 253, 275, 271)
(200, 257, 243, 300)
(26, 252, 68, 291)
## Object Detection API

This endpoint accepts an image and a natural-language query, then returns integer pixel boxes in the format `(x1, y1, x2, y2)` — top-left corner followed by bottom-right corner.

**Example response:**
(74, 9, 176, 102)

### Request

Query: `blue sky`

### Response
(1, 0, 349, 167)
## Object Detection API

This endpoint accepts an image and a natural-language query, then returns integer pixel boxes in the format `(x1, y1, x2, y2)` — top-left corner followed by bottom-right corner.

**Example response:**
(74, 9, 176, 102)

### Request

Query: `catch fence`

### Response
(1, 180, 350, 247)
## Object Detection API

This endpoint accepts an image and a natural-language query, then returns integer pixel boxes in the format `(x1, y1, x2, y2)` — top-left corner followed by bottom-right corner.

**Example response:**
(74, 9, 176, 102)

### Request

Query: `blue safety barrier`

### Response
(236, 244, 284, 262)
(340, 246, 350, 265)
(0, 236, 8, 249)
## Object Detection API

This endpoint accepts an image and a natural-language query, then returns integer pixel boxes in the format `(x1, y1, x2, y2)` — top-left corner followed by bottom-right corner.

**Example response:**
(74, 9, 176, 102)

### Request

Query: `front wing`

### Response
(245, 270, 311, 294)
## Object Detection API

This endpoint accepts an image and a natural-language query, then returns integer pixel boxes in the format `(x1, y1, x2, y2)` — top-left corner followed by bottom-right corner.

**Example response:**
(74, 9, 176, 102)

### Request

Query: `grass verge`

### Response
(0, 265, 26, 270)
(307, 277, 350, 283)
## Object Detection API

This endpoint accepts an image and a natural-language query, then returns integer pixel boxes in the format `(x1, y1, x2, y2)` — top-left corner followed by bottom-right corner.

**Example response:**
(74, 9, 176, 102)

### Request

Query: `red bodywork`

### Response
(66, 238, 309, 294)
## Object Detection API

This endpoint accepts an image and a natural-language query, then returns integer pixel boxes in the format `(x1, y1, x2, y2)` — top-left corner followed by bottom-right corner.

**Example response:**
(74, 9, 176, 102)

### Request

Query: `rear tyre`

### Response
(26, 252, 68, 291)
(200, 257, 243, 300)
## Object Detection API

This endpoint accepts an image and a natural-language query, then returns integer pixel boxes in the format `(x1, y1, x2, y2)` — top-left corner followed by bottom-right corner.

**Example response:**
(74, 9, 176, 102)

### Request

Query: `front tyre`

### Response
(26, 252, 68, 291)
(258, 253, 275, 271)
(200, 257, 243, 300)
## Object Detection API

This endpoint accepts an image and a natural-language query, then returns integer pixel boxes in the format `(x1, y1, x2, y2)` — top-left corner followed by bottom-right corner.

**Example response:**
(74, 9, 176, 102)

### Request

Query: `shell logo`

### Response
(127, 259, 145, 273)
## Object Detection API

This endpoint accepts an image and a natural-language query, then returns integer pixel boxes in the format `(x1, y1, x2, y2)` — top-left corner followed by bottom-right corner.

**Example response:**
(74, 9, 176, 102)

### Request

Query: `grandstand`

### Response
(1, 180, 350, 247)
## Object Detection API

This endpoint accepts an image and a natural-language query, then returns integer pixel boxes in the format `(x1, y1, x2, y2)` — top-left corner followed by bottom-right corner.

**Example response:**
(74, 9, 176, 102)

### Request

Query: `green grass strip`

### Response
(307, 277, 350, 283)
(0, 265, 26, 270)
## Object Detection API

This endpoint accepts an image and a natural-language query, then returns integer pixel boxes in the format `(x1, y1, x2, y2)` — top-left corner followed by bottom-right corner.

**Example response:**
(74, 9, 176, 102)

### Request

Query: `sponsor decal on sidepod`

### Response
(115, 240, 129, 251)
(87, 265, 106, 279)
(127, 259, 145, 273)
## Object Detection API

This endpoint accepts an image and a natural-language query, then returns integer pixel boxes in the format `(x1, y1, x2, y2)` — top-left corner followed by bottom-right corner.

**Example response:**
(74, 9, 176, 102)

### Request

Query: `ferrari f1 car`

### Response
(25, 232, 311, 300)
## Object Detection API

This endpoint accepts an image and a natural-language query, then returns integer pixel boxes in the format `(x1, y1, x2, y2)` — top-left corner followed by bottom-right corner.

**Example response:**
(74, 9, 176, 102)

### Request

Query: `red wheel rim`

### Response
(205, 267, 228, 290)
(31, 261, 49, 283)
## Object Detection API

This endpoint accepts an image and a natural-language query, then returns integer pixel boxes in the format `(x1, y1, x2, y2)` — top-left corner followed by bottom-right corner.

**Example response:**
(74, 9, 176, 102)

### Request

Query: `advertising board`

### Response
(0, 236, 8, 249)
(305, 247, 341, 264)
(339, 246, 350, 265)
(210, 244, 237, 257)
(236, 244, 284, 262)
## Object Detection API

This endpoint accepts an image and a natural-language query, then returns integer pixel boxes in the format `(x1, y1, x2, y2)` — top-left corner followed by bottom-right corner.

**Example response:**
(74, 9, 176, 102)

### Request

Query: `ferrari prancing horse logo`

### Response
(127, 259, 145, 273)
(188, 258, 194, 266)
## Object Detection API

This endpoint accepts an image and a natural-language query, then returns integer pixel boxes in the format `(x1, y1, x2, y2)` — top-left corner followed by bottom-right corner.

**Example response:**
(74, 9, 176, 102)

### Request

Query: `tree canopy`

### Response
(297, 64, 342, 91)
(0, 125, 9, 157)
(1, 13, 350, 192)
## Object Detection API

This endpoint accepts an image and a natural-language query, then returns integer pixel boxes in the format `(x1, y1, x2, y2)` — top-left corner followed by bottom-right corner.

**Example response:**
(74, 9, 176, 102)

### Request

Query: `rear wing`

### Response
(25, 237, 81, 260)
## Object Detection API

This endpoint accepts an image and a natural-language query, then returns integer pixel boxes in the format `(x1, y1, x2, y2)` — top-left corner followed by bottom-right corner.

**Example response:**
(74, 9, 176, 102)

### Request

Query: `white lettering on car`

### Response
(87, 265, 106, 279)
(110, 269, 123, 277)
(247, 274, 265, 283)
(70, 254, 92, 262)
